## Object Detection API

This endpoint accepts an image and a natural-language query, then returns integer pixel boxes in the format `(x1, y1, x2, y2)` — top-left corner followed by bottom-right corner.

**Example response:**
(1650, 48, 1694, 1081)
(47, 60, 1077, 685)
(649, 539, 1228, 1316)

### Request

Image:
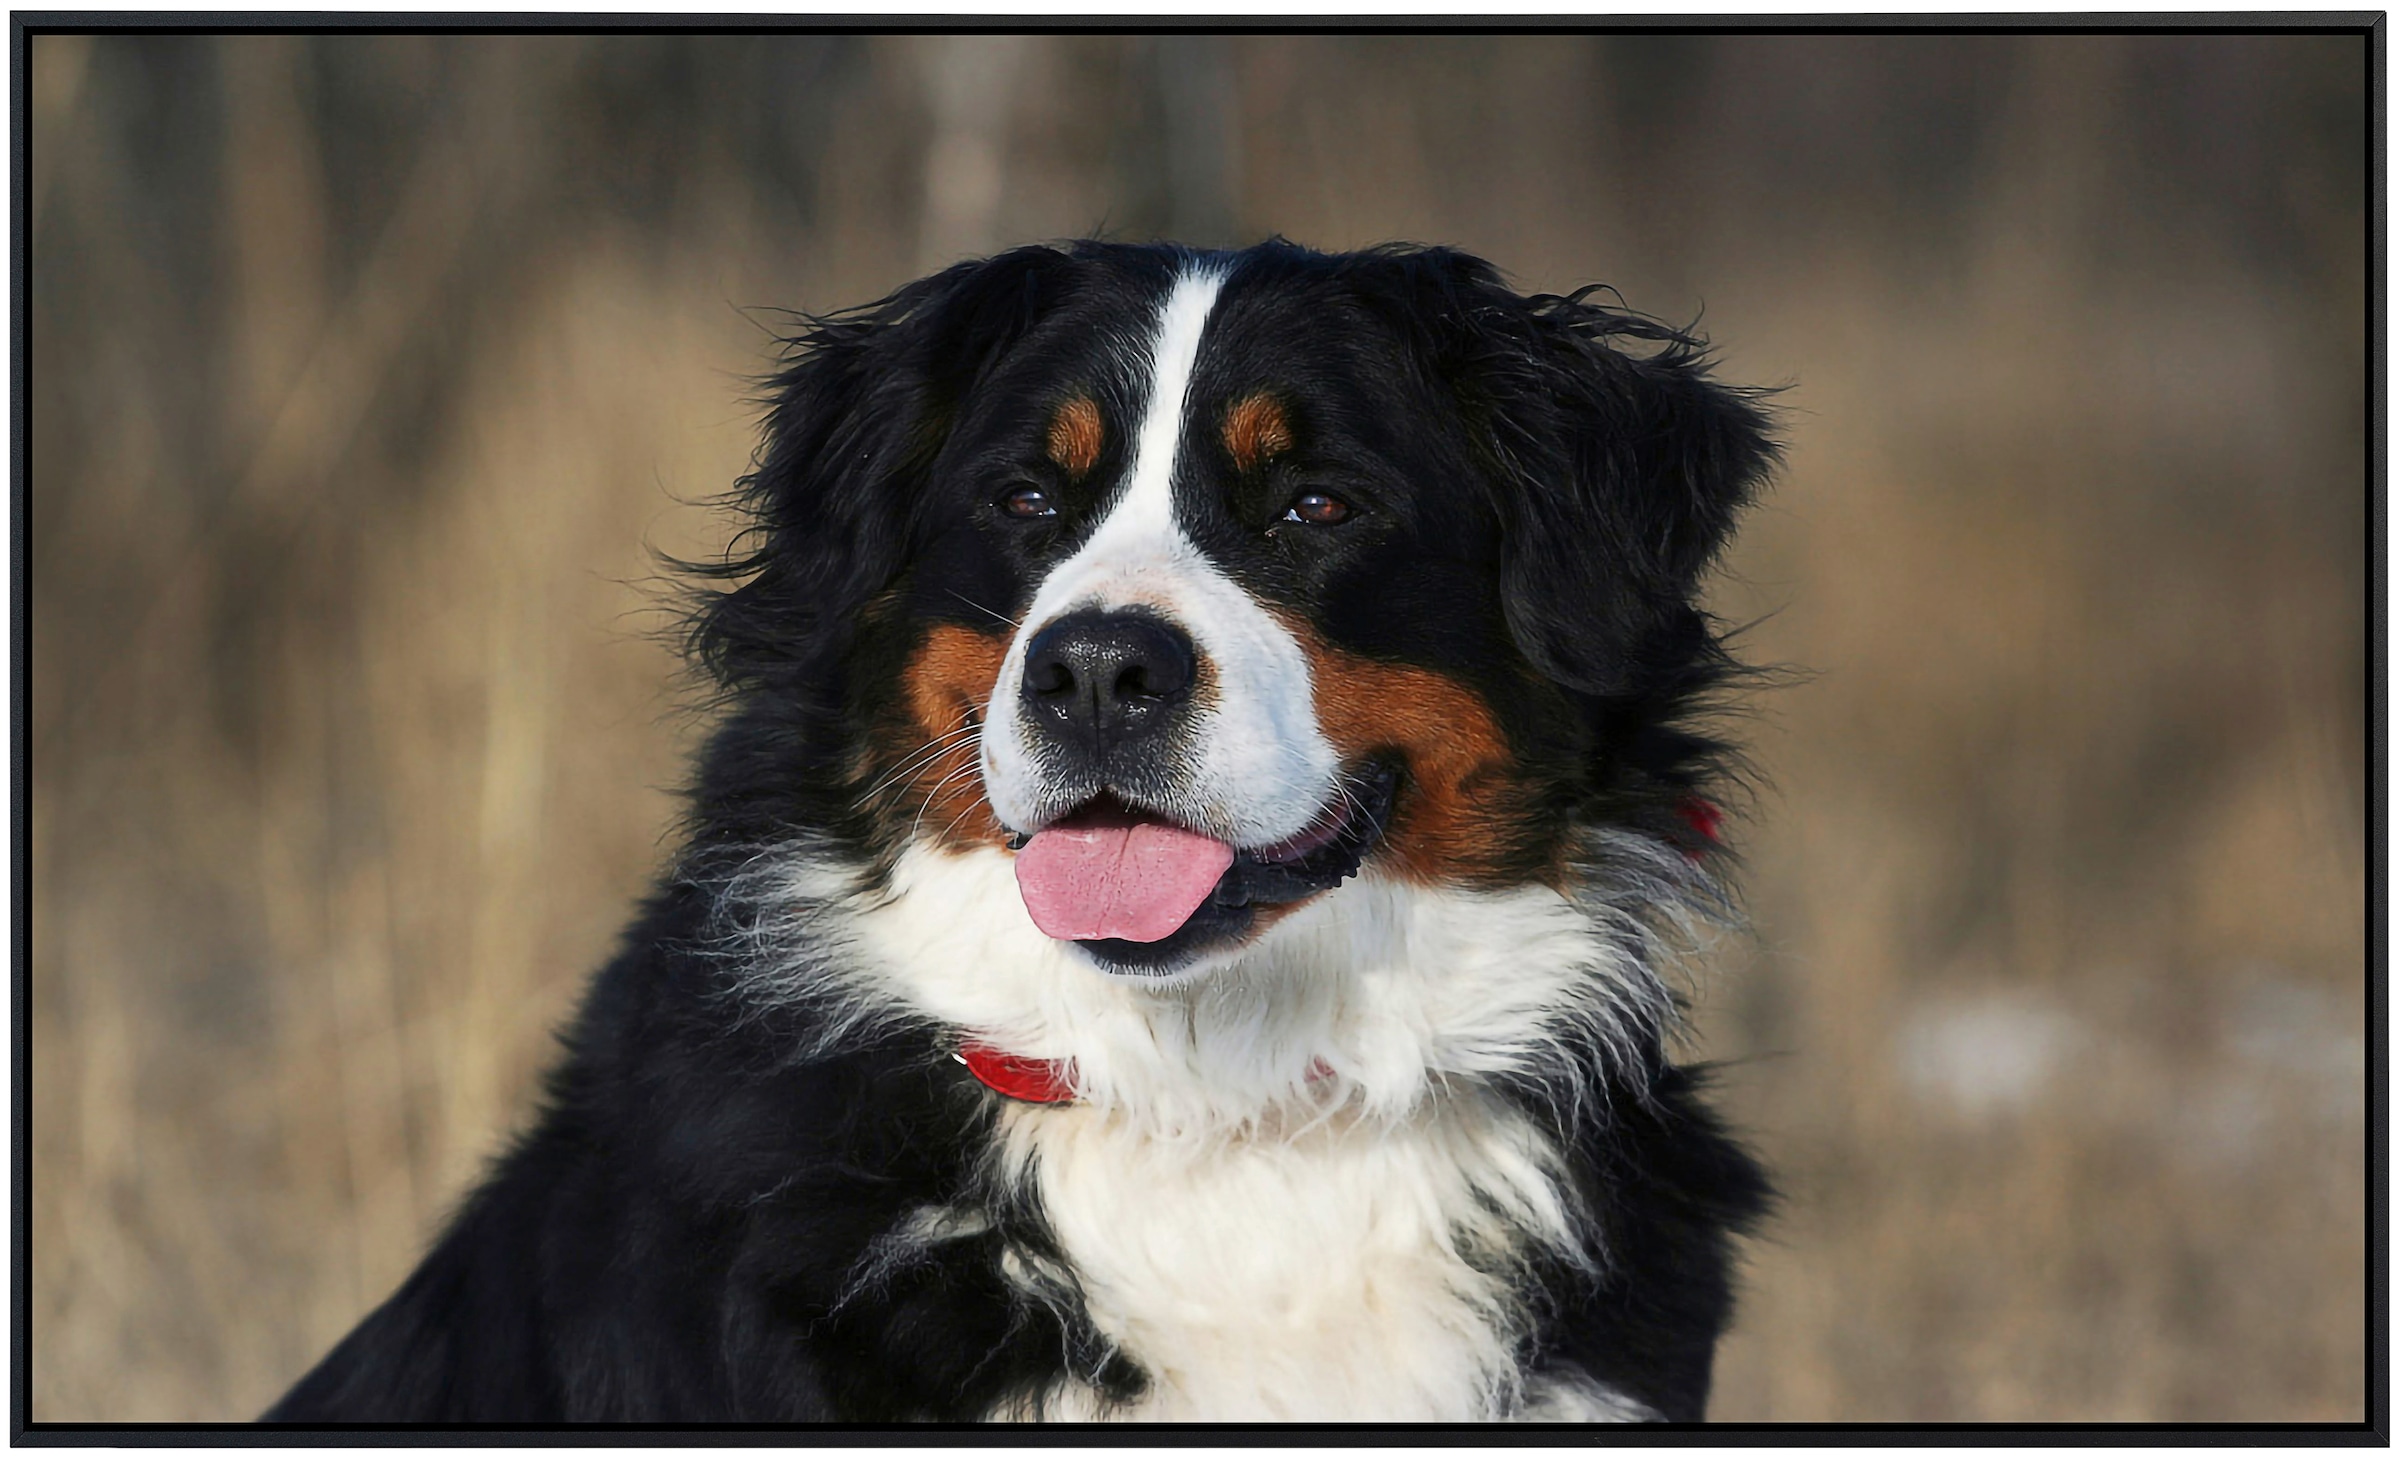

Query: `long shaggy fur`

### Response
(266, 239, 1775, 1426)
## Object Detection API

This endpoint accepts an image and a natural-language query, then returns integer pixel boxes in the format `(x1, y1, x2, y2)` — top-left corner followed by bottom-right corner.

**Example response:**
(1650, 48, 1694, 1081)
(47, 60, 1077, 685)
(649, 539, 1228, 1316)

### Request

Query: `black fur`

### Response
(267, 240, 1774, 1425)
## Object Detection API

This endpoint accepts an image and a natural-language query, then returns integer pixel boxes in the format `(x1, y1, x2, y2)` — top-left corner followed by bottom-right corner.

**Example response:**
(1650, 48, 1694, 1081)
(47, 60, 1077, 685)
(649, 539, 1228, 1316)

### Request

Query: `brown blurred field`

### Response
(28, 33, 2369, 1423)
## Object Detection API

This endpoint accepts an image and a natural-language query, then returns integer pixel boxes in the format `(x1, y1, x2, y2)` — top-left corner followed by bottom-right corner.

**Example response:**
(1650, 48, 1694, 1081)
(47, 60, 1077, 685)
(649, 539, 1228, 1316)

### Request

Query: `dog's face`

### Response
(696, 243, 1773, 980)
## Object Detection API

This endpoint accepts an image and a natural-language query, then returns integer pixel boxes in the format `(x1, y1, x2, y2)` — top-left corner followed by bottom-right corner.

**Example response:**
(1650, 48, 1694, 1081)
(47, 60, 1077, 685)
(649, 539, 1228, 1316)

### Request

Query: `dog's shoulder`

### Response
(270, 902, 1135, 1423)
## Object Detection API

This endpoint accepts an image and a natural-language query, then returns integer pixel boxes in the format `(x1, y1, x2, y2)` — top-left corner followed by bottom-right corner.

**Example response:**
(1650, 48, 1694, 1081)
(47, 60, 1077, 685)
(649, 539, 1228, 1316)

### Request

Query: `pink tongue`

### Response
(1014, 804, 1236, 943)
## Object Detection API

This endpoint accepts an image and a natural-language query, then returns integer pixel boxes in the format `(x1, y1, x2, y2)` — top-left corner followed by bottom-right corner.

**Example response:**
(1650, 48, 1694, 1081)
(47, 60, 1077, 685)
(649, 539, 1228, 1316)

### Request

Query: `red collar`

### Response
(1676, 795, 1723, 856)
(957, 1046, 1347, 1105)
(956, 1040, 1080, 1104)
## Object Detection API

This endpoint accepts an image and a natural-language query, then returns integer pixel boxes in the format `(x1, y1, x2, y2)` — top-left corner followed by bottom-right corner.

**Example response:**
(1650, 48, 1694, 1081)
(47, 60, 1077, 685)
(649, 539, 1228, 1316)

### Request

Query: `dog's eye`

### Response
(1001, 486, 1057, 519)
(1281, 492, 1352, 526)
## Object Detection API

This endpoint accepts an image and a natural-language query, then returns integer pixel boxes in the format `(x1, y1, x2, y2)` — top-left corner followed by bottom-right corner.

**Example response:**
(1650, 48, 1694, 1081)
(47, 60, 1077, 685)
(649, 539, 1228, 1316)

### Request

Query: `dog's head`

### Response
(695, 241, 1774, 980)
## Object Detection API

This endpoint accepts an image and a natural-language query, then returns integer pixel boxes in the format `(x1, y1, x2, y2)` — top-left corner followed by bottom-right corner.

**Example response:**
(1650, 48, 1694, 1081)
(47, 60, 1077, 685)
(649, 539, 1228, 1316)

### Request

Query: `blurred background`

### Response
(28, 32, 2368, 1422)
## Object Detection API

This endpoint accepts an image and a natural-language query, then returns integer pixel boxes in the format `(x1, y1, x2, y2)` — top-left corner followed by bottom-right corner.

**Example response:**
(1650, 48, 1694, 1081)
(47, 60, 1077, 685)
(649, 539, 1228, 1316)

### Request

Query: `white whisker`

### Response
(947, 591, 1024, 630)
(857, 722, 983, 805)
(910, 757, 987, 841)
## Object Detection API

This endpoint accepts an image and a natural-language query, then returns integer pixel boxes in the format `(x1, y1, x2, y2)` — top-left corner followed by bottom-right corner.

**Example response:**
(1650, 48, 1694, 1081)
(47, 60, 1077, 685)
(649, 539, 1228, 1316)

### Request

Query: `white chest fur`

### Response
(730, 838, 1697, 1421)
(989, 1092, 1567, 1421)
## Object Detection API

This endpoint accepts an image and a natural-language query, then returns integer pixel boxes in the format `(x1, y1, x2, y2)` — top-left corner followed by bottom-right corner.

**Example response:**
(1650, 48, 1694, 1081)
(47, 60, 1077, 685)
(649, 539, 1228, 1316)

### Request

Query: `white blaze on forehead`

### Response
(978, 261, 1342, 849)
(1111, 266, 1227, 543)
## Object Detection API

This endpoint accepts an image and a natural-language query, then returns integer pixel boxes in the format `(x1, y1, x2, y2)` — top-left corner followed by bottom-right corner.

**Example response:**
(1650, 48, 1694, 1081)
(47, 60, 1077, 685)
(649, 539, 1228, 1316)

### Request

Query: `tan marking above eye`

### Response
(1224, 391, 1294, 473)
(1045, 396, 1105, 479)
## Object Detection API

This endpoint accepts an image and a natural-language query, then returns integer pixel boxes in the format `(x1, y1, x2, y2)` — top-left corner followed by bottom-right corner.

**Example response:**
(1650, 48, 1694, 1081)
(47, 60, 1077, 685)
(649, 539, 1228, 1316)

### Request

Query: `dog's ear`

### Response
(1384, 252, 1777, 697)
(690, 246, 1073, 689)
(1483, 286, 1777, 697)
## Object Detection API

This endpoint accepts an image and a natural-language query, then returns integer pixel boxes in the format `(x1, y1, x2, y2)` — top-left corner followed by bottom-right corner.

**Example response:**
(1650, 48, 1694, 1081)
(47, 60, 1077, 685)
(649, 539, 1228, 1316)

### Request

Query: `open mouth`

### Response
(1007, 762, 1398, 974)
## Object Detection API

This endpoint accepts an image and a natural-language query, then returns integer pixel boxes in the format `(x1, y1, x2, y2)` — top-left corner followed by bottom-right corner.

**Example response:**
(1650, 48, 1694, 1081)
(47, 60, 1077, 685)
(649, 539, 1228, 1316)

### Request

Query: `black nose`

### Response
(1020, 609, 1198, 753)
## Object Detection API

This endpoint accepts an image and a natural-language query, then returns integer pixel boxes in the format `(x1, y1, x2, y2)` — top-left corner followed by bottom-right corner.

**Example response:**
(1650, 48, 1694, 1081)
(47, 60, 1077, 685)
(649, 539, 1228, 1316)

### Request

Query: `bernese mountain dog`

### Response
(266, 240, 1777, 1425)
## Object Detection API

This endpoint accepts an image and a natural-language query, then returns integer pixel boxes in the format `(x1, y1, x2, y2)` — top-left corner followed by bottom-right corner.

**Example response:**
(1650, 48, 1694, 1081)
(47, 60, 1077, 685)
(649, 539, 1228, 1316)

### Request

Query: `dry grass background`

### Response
(27, 32, 2369, 1422)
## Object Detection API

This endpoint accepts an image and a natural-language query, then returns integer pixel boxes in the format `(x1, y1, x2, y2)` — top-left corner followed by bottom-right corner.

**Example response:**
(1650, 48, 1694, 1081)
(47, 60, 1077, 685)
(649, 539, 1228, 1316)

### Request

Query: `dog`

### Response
(265, 240, 1775, 1424)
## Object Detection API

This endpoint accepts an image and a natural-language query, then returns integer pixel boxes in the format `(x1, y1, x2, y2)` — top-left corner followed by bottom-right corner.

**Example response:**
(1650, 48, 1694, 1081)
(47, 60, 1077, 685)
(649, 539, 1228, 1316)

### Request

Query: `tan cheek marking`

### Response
(893, 623, 1012, 850)
(1209, 637, 1524, 954)
(1046, 396, 1104, 478)
(1223, 391, 1294, 473)
(1296, 632, 1529, 886)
